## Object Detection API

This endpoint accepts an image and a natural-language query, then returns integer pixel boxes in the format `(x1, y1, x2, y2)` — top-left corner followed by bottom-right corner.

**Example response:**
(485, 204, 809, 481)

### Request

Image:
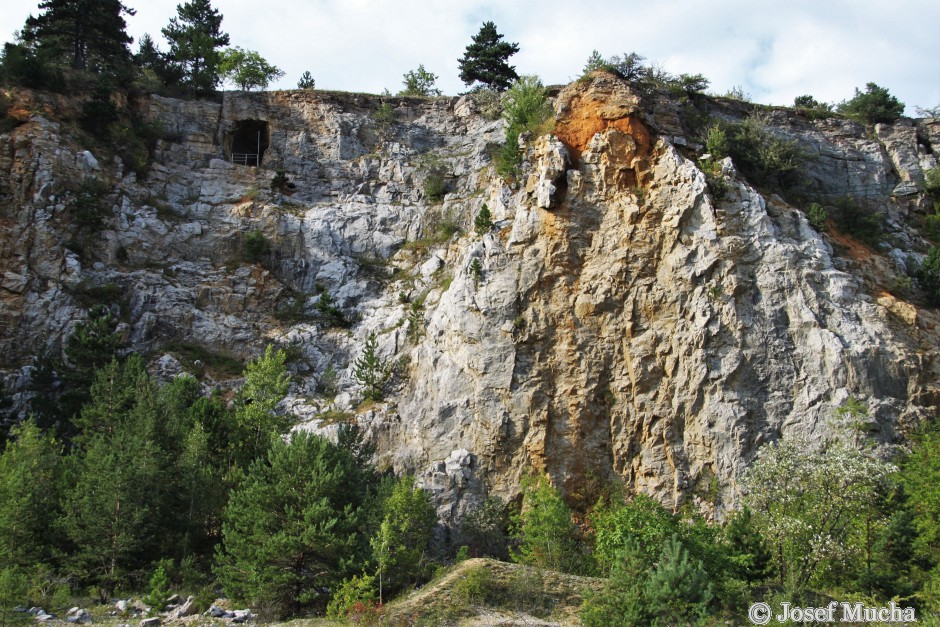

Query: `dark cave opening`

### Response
(227, 120, 270, 166)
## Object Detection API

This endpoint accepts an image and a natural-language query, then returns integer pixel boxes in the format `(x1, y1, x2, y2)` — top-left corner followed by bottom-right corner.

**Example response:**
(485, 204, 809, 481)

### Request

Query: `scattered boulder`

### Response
(66, 607, 92, 624)
(231, 609, 254, 623)
(139, 618, 161, 627)
(167, 596, 197, 619)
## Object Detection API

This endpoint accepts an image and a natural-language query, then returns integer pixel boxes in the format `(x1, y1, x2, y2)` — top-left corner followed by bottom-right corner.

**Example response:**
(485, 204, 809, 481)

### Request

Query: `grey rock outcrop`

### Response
(0, 75, 937, 525)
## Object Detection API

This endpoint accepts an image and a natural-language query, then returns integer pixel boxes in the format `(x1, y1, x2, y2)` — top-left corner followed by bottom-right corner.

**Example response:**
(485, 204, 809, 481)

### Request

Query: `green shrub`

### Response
(406, 299, 424, 343)
(325, 573, 378, 621)
(924, 204, 940, 241)
(144, 559, 173, 610)
(806, 202, 828, 231)
(399, 64, 441, 97)
(496, 76, 553, 179)
(837, 83, 905, 125)
(474, 204, 493, 235)
(242, 230, 270, 263)
(314, 287, 348, 328)
(453, 565, 493, 606)
(417, 153, 449, 202)
(917, 247, 940, 307)
(270, 170, 292, 193)
(829, 197, 883, 246)
(0, 42, 64, 91)
(723, 113, 806, 194)
(925, 168, 940, 197)
(69, 178, 112, 231)
(704, 123, 729, 159)
(373, 102, 396, 131)
(468, 258, 483, 282)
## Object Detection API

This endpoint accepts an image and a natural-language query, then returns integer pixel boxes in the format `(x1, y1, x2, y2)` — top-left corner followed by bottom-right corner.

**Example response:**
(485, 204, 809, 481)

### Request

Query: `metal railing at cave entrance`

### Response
(231, 153, 259, 166)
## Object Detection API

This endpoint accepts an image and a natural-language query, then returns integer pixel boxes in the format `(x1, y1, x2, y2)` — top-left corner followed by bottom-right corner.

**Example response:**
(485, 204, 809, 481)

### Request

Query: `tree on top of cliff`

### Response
(162, 0, 229, 95)
(219, 47, 284, 91)
(21, 0, 135, 74)
(457, 21, 520, 92)
(837, 82, 906, 125)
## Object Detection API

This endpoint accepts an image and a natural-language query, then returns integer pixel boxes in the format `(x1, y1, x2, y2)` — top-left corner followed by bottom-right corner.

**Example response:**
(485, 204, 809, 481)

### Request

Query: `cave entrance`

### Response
(228, 120, 270, 166)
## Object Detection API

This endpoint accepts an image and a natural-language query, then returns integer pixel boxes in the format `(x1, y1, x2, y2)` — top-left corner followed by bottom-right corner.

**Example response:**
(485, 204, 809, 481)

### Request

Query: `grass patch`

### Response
(166, 342, 244, 378)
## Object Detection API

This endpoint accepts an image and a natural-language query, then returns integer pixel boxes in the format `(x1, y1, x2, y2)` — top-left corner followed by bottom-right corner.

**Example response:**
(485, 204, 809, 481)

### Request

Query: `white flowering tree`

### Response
(742, 439, 895, 591)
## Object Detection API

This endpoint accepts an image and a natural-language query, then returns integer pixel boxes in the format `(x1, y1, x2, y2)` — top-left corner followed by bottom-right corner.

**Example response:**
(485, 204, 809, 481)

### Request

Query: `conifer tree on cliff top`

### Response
(23, 0, 135, 73)
(458, 21, 520, 92)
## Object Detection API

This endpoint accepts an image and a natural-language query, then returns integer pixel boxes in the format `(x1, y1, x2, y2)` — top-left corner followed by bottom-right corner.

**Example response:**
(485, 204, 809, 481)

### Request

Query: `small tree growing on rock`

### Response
(837, 83, 905, 125)
(354, 332, 389, 402)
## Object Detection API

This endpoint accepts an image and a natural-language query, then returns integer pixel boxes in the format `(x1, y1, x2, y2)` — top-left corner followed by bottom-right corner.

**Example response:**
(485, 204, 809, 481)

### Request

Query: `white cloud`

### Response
(0, 0, 937, 112)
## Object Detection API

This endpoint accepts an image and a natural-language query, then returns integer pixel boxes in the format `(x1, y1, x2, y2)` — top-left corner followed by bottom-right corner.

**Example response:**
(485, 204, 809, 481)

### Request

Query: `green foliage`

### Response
(917, 247, 940, 307)
(837, 82, 906, 125)
(22, 0, 134, 74)
(270, 169, 293, 193)
(233, 345, 290, 464)
(372, 102, 396, 132)
(399, 64, 441, 97)
(314, 287, 348, 327)
(421, 156, 448, 201)
(144, 559, 173, 610)
(806, 202, 828, 231)
(215, 431, 369, 617)
(723, 507, 773, 584)
(325, 573, 379, 620)
(371, 475, 437, 601)
(453, 564, 494, 606)
(723, 113, 806, 194)
(474, 204, 493, 235)
(0, 566, 29, 611)
(219, 47, 284, 91)
(62, 382, 165, 596)
(925, 168, 940, 198)
(355, 332, 389, 402)
(742, 439, 895, 591)
(512, 474, 584, 574)
(68, 178, 111, 231)
(582, 50, 648, 83)
(497, 75, 553, 179)
(458, 21, 520, 92)
(406, 300, 424, 343)
(644, 535, 715, 624)
(0, 421, 63, 569)
(468, 258, 483, 282)
(828, 196, 884, 246)
(591, 493, 681, 575)
(0, 42, 65, 90)
(161, 0, 230, 95)
(296, 71, 315, 90)
(793, 94, 834, 119)
(582, 535, 714, 626)
(241, 230, 270, 263)
(458, 496, 511, 560)
(80, 87, 119, 135)
(704, 123, 729, 159)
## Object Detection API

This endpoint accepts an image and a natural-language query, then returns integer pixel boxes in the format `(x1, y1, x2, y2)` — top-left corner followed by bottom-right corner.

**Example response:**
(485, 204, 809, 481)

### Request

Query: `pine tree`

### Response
(0, 421, 63, 569)
(162, 0, 230, 95)
(215, 432, 369, 617)
(354, 332, 388, 402)
(370, 476, 437, 602)
(22, 0, 135, 73)
(458, 22, 520, 92)
(233, 345, 290, 465)
(297, 71, 315, 90)
(512, 474, 584, 574)
(474, 204, 493, 235)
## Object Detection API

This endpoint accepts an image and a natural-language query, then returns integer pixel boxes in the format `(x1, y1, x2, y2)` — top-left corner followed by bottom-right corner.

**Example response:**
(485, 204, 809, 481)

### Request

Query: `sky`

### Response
(2, 0, 939, 114)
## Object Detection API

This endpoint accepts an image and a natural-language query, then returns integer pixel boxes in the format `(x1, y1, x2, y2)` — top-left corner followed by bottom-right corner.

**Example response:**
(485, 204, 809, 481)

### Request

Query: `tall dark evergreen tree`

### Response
(215, 432, 370, 617)
(22, 0, 135, 73)
(457, 21, 520, 92)
(162, 0, 230, 95)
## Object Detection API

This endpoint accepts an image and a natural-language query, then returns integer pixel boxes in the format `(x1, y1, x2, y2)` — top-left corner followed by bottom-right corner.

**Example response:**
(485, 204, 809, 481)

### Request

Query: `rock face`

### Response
(1, 75, 938, 524)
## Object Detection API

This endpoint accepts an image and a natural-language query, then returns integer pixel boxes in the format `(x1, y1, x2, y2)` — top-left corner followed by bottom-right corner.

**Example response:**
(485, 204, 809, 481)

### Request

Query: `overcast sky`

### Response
(2, 0, 938, 114)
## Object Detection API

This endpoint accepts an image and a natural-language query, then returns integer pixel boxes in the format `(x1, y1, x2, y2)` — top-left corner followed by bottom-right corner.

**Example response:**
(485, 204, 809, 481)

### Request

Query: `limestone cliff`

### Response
(1, 74, 938, 525)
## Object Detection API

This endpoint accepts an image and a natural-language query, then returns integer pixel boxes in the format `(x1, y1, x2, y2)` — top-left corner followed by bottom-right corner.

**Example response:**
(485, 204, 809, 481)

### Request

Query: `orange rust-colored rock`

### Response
(553, 72, 652, 165)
